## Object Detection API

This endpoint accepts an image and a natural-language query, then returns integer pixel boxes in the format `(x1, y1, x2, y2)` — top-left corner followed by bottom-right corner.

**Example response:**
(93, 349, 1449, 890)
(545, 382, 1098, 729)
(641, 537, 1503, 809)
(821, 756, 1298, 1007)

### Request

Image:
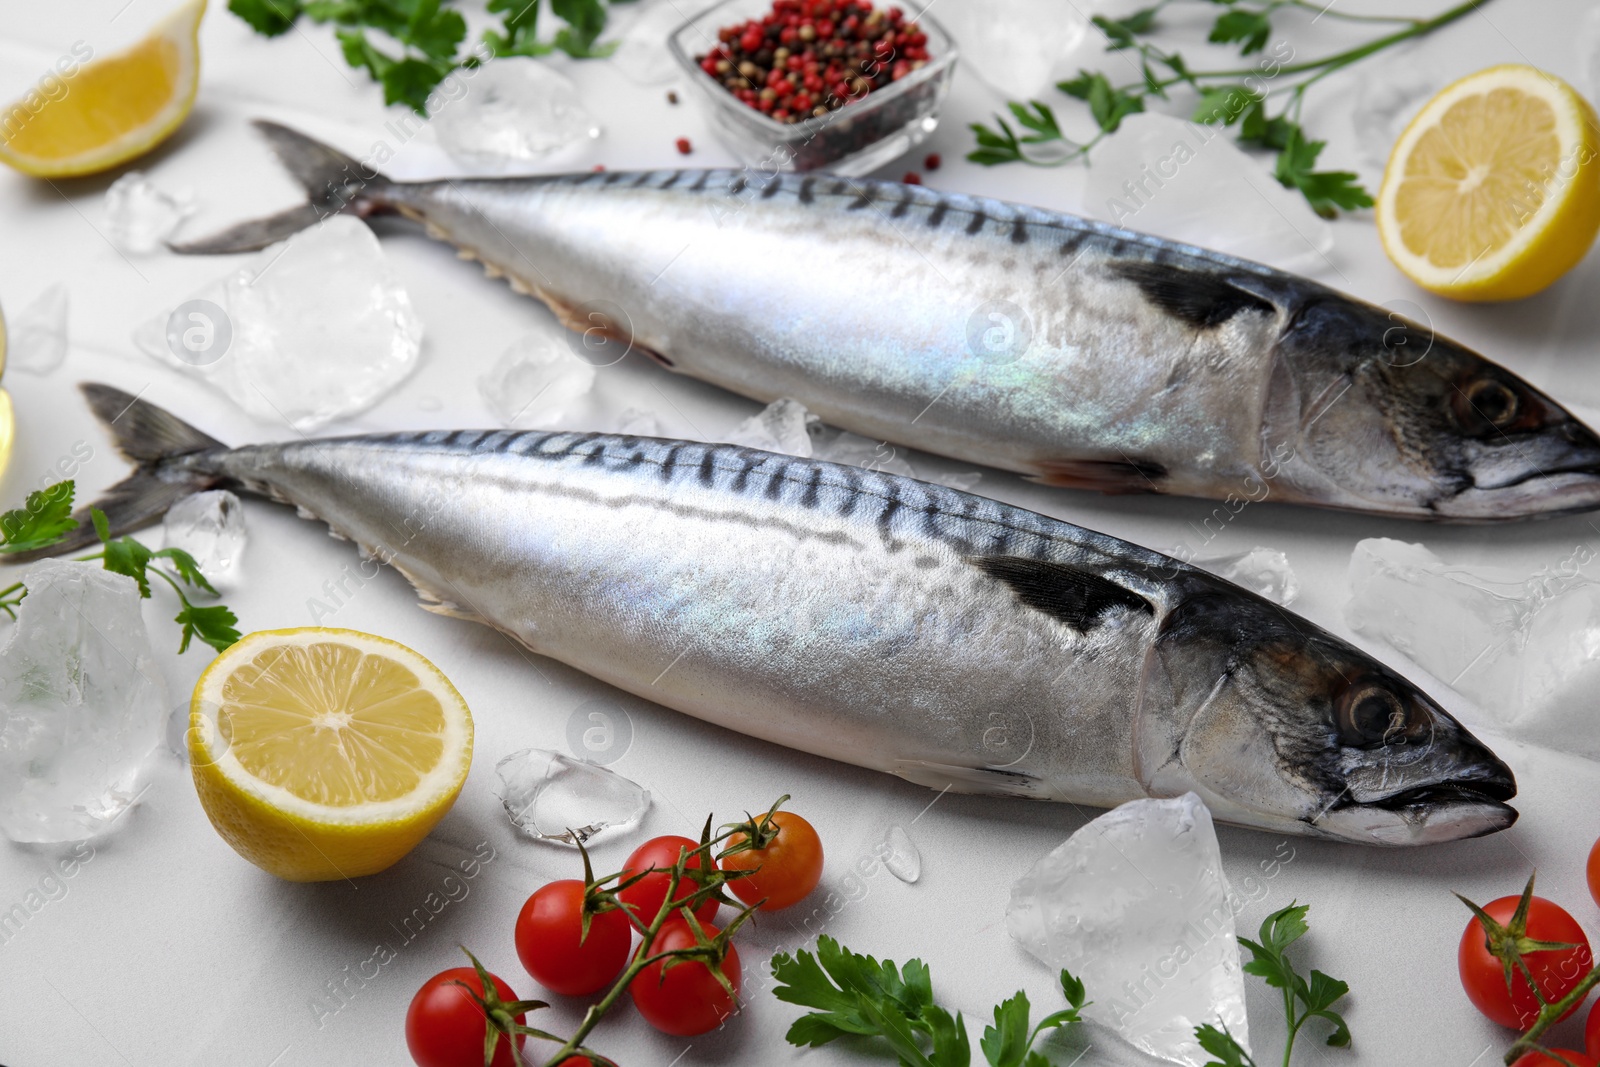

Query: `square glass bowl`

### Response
(668, 0, 957, 175)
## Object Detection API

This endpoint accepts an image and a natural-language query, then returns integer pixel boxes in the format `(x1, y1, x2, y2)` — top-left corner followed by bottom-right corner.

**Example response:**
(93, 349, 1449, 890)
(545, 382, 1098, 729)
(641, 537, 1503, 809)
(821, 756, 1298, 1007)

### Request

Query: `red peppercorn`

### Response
(924, 152, 941, 170)
(676, 137, 693, 155)
(903, 172, 921, 184)
(593, 163, 606, 172)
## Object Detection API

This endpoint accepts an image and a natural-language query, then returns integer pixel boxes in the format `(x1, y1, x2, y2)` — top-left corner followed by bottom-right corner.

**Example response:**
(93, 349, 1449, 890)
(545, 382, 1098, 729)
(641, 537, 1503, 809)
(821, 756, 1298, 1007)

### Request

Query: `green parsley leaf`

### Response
(406, 0, 468, 61)
(228, 0, 302, 36)
(1208, 9, 1272, 54)
(151, 547, 220, 597)
(551, 0, 613, 57)
(1272, 128, 1374, 218)
(1091, 11, 1158, 50)
(980, 991, 1030, 1067)
(1196, 1023, 1256, 1067)
(1006, 101, 1064, 145)
(1192, 85, 1256, 127)
(174, 601, 242, 654)
(967, 119, 1026, 165)
(0, 481, 77, 554)
(91, 510, 154, 598)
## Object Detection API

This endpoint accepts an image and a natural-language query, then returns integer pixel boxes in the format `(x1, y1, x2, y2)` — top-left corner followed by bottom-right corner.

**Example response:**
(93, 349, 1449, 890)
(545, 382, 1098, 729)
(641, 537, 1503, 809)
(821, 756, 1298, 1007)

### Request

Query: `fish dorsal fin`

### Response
(973, 555, 1153, 632)
(1111, 261, 1276, 330)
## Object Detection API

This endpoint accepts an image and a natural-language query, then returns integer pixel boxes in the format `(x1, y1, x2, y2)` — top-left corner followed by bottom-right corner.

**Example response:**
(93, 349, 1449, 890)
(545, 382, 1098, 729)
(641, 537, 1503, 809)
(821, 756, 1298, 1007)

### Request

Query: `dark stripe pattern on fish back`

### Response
(339, 431, 1169, 569)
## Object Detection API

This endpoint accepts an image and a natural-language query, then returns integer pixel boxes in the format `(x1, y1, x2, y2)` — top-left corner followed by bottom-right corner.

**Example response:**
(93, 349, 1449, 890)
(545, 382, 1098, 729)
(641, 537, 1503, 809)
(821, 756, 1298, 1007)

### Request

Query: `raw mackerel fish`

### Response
(173, 121, 1600, 522)
(28, 384, 1519, 847)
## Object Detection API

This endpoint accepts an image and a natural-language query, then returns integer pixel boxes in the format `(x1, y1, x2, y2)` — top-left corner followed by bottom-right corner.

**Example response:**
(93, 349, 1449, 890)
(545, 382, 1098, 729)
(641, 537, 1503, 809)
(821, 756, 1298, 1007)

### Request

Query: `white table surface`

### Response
(4, 1, 1600, 1065)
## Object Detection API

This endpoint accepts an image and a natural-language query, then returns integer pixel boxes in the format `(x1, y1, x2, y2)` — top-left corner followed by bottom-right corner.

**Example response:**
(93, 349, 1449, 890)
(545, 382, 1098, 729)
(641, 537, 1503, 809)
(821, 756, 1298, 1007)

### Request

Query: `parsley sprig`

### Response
(228, 0, 631, 113)
(968, 0, 1493, 218)
(772, 935, 1088, 1066)
(0, 481, 241, 654)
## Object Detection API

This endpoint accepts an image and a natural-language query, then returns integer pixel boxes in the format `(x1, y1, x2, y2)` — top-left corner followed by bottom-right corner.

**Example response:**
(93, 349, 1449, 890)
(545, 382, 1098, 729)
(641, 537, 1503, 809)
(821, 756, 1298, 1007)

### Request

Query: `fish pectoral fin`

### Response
(892, 759, 1045, 799)
(1110, 261, 1277, 330)
(972, 554, 1153, 632)
(1029, 458, 1165, 494)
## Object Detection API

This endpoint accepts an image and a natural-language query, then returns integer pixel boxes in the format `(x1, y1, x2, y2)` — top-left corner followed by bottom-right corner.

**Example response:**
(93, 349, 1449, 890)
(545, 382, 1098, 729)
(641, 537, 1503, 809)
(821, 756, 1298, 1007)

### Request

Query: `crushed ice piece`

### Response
(1346, 538, 1600, 755)
(814, 426, 917, 478)
(940, 0, 1090, 98)
(722, 398, 814, 456)
(1196, 546, 1298, 606)
(496, 748, 651, 845)
(1083, 113, 1334, 275)
(132, 216, 423, 432)
(612, 0, 707, 85)
(878, 825, 921, 883)
(1351, 53, 1437, 173)
(433, 58, 600, 171)
(1007, 793, 1249, 1066)
(8, 284, 69, 375)
(479, 331, 598, 427)
(922, 469, 983, 493)
(163, 490, 245, 583)
(103, 171, 195, 254)
(613, 406, 663, 437)
(0, 561, 169, 843)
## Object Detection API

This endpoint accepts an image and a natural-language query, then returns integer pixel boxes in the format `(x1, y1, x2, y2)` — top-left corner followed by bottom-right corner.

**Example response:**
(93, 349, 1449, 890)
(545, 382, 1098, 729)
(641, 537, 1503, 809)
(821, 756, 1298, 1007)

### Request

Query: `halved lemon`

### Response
(0, 0, 206, 178)
(1377, 65, 1600, 302)
(188, 628, 473, 883)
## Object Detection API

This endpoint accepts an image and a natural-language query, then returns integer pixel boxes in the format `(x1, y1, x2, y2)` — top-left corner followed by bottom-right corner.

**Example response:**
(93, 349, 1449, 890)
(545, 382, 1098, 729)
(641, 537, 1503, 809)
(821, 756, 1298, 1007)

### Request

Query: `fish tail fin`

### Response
(8, 385, 230, 561)
(168, 120, 393, 254)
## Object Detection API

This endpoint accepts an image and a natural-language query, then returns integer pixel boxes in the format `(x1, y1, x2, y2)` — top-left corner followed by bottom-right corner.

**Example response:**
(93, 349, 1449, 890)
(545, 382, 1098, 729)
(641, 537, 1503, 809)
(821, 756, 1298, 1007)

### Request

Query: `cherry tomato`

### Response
(1512, 1051, 1598, 1067)
(618, 835, 718, 924)
(1588, 836, 1600, 912)
(1588, 996, 1600, 1058)
(630, 918, 741, 1036)
(720, 809, 824, 910)
(515, 880, 633, 996)
(1459, 895, 1593, 1030)
(406, 967, 525, 1067)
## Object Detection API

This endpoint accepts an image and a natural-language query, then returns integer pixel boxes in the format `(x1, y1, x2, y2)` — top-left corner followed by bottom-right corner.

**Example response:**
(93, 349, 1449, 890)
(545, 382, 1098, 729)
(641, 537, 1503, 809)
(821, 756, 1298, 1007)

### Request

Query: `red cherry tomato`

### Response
(515, 880, 633, 996)
(630, 918, 742, 1036)
(1587, 996, 1600, 1058)
(1588, 836, 1600, 912)
(720, 809, 824, 910)
(1512, 1051, 1598, 1067)
(1460, 895, 1593, 1030)
(406, 967, 525, 1067)
(618, 835, 718, 925)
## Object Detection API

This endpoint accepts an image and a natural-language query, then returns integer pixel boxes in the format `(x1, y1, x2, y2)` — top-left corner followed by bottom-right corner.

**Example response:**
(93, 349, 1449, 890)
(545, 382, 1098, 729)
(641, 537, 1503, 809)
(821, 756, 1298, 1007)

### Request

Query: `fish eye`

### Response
(1337, 683, 1412, 746)
(1452, 379, 1523, 435)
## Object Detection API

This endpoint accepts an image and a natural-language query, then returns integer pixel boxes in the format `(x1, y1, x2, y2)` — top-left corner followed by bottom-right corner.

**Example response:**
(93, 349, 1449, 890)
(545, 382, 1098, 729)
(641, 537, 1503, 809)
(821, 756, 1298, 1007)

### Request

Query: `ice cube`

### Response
(163, 490, 246, 584)
(814, 426, 917, 478)
(612, 0, 715, 86)
(722, 398, 814, 456)
(612, 406, 663, 437)
(479, 331, 598, 428)
(1082, 113, 1334, 275)
(8, 284, 68, 375)
(1345, 538, 1600, 755)
(433, 58, 600, 171)
(940, 0, 1090, 99)
(495, 748, 651, 846)
(1351, 52, 1437, 174)
(1007, 793, 1249, 1066)
(1196, 546, 1298, 606)
(103, 171, 195, 254)
(132, 216, 424, 433)
(0, 560, 169, 843)
(879, 824, 921, 883)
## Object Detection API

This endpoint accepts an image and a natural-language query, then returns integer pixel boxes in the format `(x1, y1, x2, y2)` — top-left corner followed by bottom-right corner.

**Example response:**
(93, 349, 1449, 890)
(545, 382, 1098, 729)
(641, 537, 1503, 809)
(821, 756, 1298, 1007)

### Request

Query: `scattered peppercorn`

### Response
(903, 172, 921, 184)
(695, 0, 933, 125)
(923, 152, 940, 170)
(668, 90, 680, 104)
(593, 163, 606, 172)
(676, 137, 693, 155)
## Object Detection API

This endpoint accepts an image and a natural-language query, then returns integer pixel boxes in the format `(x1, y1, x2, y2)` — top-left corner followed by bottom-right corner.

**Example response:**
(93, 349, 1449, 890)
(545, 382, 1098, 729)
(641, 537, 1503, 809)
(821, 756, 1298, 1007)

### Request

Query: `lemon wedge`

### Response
(0, 0, 206, 178)
(1377, 64, 1600, 302)
(188, 628, 473, 882)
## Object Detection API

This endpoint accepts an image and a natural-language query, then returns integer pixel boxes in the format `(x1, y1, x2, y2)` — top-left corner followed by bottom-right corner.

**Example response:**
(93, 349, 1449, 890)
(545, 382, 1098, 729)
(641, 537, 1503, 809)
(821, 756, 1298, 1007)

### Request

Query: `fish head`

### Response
(1269, 298, 1600, 519)
(1143, 577, 1516, 845)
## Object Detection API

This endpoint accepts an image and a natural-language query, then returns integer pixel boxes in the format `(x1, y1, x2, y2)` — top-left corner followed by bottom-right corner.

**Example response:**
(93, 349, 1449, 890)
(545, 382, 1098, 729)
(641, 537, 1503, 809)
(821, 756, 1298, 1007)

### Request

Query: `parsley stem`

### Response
(1286, 0, 1424, 23)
